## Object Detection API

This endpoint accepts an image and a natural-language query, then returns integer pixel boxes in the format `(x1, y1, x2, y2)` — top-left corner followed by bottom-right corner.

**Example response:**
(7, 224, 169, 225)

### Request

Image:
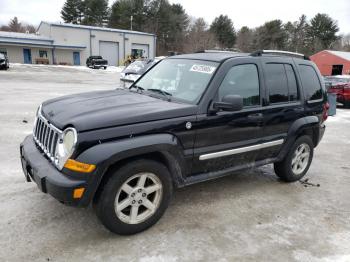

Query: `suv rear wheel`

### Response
(274, 136, 314, 182)
(95, 159, 173, 235)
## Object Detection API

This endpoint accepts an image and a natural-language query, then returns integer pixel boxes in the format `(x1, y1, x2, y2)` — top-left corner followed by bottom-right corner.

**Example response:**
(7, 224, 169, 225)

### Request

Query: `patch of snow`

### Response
(9, 63, 125, 73)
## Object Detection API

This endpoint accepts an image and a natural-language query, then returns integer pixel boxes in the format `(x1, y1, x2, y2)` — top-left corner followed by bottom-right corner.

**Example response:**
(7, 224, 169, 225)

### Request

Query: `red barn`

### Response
(310, 50, 350, 76)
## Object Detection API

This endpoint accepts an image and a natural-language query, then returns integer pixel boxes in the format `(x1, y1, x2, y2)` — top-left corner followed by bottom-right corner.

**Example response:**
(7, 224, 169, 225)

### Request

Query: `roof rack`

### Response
(250, 50, 310, 60)
(196, 49, 238, 54)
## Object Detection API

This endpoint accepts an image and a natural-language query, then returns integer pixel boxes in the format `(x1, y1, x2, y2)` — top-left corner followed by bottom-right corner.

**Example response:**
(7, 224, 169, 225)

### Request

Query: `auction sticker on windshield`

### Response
(190, 64, 216, 74)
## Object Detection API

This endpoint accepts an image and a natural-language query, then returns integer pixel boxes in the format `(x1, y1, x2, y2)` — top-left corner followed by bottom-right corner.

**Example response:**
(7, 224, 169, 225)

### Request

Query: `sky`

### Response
(0, 0, 349, 34)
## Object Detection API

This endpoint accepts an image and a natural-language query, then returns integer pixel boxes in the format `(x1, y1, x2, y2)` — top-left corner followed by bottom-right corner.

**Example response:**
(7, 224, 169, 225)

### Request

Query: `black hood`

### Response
(41, 89, 197, 132)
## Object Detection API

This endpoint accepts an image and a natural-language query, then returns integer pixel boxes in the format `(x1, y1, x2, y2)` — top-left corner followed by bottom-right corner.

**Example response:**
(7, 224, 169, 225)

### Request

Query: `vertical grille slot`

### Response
(33, 114, 62, 164)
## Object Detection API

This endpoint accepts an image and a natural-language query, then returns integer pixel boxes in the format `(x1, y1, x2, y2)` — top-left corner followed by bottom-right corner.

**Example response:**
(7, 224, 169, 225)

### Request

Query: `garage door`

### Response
(131, 44, 149, 59)
(99, 41, 119, 66)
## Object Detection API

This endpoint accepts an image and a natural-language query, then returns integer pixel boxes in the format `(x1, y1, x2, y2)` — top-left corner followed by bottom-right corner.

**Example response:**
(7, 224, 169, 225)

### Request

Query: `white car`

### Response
(120, 57, 166, 88)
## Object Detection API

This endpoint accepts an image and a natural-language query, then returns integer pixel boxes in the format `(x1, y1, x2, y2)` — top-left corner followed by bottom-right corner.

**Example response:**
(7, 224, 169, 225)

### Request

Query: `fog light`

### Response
(64, 159, 96, 173)
(73, 188, 85, 199)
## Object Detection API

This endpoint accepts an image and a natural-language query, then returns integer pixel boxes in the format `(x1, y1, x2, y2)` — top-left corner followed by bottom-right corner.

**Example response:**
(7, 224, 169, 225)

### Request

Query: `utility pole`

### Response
(130, 15, 133, 31)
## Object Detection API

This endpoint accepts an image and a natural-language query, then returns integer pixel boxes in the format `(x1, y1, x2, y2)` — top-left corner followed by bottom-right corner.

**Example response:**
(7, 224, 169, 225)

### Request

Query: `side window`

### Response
(299, 65, 323, 100)
(0, 48, 7, 56)
(265, 64, 289, 103)
(39, 50, 48, 58)
(218, 64, 260, 107)
(285, 64, 299, 101)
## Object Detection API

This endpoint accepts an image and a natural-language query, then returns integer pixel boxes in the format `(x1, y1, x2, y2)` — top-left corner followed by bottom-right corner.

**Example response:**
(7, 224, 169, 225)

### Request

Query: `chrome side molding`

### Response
(199, 139, 284, 161)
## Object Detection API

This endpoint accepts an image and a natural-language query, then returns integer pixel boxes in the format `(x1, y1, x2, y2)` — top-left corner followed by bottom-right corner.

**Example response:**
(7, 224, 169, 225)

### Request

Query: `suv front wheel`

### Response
(274, 136, 314, 182)
(95, 159, 173, 235)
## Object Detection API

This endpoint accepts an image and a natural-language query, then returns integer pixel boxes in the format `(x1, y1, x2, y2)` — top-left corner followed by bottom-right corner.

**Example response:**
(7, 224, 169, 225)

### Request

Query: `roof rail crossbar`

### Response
(250, 50, 310, 60)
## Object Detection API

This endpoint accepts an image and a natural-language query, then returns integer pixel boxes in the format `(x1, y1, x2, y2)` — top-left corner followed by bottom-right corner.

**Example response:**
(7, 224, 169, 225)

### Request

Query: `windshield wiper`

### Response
(129, 85, 144, 93)
(147, 88, 172, 101)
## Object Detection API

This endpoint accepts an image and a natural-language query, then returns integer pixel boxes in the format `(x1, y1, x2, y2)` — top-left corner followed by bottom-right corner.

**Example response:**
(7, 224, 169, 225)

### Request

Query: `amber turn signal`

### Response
(64, 159, 96, 173)
(73, 188, 85, 199)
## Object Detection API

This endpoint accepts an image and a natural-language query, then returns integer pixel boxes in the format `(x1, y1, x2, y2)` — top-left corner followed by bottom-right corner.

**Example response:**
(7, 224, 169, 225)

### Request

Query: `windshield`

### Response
(135, 59, 218, 104)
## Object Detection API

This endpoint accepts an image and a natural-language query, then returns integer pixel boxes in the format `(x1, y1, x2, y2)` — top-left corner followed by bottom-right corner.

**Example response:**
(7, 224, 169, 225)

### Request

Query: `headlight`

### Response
(55, 127, 77, 170)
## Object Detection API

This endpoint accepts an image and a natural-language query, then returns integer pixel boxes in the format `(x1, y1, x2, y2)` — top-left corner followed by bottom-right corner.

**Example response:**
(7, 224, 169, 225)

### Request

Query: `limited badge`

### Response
(186, 122, 192, 130)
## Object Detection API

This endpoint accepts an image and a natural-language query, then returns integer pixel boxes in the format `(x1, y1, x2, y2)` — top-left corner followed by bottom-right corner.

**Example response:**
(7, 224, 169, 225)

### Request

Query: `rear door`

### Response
(258, 57, 304, 159)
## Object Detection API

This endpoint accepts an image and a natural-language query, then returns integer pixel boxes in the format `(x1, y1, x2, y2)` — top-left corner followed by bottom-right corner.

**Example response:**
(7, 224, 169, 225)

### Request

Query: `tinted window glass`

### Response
(265, 64, 289, 103)
(285, 64, 298, 101)
(299, 65, 323, 100)
(218, 64, 260, 107)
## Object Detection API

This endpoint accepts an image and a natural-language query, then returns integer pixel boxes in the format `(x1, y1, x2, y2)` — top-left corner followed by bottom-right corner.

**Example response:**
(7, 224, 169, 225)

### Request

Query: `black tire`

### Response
(95, 159, 173, 235)
(103, 66, 107, 70)
(274, 135, 314, 182)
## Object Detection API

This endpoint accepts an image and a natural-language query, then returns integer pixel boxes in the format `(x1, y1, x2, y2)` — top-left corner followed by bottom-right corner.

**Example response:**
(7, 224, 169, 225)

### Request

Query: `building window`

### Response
(39, 50, 48, 58)
(131, 49, 144, 59)
(0, 48, 7, 56)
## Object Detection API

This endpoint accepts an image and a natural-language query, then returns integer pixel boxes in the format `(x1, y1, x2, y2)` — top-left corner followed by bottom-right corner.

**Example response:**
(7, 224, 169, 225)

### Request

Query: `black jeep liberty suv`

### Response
(20, 50, 328, 235)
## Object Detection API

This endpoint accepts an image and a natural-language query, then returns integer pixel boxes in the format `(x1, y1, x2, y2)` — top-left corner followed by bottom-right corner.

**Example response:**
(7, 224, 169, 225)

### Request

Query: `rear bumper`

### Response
(318, 123, 326, 145)
(20, 135, 88, 206)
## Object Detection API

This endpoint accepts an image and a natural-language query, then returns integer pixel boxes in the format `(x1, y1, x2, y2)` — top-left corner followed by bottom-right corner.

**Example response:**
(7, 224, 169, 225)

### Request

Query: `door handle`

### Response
(247, 113, 264, 121)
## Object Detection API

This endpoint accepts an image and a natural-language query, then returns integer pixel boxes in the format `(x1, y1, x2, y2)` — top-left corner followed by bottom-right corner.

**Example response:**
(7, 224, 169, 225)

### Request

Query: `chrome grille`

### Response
(33, 113, 62, 163)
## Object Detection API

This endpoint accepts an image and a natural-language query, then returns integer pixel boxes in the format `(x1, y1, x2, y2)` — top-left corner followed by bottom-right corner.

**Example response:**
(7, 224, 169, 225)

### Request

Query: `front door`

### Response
(192, 59, 266, 175)
(73, 52, 80, 65)
(23, 49, 32, 64)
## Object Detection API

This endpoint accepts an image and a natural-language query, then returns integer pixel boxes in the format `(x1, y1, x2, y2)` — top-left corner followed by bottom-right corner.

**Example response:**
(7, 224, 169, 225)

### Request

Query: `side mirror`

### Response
(213, 95, 243, 112)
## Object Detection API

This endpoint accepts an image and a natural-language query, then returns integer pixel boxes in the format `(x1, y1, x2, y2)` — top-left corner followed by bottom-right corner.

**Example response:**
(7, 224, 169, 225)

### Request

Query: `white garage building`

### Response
(0, 21, 156, 66)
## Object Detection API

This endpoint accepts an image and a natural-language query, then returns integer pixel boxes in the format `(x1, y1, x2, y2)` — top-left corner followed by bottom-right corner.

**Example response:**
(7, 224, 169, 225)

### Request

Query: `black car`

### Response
(86, 56, 108, 69)
(0, 53, 9, 70)
(20, 50, 328, 235)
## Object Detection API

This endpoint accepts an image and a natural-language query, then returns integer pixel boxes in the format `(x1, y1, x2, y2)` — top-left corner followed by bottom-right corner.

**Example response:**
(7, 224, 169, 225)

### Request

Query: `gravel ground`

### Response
(0, 64, 350, 262)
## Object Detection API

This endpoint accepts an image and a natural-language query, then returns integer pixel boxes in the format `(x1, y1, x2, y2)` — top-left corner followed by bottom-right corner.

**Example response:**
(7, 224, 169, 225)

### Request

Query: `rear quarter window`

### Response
(299, 65, 323, 101)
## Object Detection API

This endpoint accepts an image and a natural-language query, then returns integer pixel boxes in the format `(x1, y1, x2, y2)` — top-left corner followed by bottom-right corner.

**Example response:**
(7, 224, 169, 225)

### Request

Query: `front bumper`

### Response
(20, 135, 88, 206)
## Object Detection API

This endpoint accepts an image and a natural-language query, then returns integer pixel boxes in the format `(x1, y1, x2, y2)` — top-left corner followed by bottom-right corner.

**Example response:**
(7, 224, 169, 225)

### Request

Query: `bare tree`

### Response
(0, 17, 37, 33)
(184, 17, 216, 53)
(236, 26, 254, 52)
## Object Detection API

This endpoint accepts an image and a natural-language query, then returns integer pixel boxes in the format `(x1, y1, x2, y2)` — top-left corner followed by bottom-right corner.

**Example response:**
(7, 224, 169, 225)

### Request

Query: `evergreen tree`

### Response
(109, 0, 147, 31)
(8, 17, 23, 32)
(252, 20, 287, 50)
(308, 13, 339, 52)
(210, 15, 236, 48)
(61, 0, 84, 24)
(83, 0, 109, 26)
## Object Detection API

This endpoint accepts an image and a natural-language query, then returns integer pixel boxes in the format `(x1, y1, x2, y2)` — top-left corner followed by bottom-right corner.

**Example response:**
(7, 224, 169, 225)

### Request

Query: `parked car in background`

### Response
(20, 50, 328, 235)
(0, 53, 9, 70)
(120, 57, 165, 88)
(324, 75, 350, 107)
(86, 56, 108, 69)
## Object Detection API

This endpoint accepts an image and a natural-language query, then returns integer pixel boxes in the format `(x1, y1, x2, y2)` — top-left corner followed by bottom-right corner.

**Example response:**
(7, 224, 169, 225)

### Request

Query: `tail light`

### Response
(322, 102, 330, 121)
